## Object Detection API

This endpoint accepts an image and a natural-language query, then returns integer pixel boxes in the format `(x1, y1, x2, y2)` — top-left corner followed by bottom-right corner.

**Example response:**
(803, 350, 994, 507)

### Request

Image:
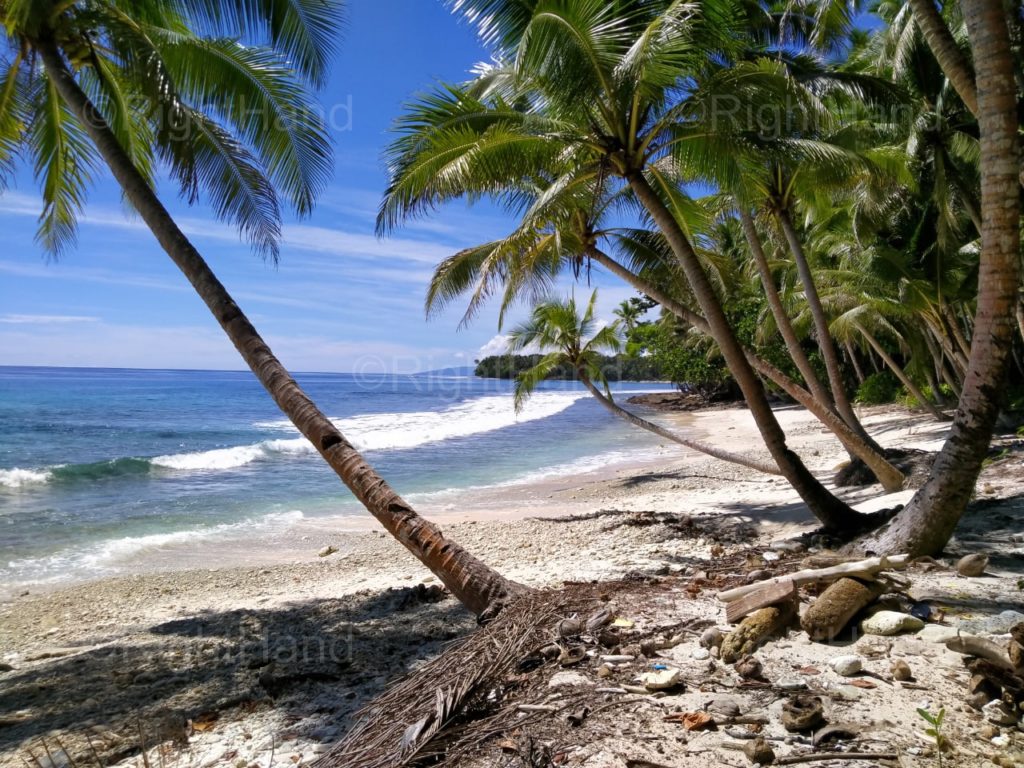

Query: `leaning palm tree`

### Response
(509, 291, 780, 475)
(0, 0, 515, 616)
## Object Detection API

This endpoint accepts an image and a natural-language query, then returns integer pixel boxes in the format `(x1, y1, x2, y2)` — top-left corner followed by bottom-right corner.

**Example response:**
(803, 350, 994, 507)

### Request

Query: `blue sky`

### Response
(0, 0, 638, 373)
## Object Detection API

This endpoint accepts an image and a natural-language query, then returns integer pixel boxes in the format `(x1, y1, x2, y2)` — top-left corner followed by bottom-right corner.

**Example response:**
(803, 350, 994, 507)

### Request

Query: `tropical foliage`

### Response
(382, 0, 1021, 551)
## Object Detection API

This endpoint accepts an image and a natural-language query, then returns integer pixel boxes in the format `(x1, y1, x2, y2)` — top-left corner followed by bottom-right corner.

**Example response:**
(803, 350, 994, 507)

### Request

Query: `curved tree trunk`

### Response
(907, 0, 979, 115)
(587, 247, 906, 492)
(627, 173, 863, 532)
(854, 322, 948, 421)
(738, 208, 834, 408)
(776, 208, 883, 455)
(577, 376, 781, 475)
(854, 0, 1020, 556)
(38, 40, 518, 618)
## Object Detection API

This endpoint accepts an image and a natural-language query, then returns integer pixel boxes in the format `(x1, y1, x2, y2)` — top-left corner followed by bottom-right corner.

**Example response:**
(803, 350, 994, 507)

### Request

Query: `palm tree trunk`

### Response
(943, 304, 973, 361)
(587, 247, 906, 492)
(854, 322, 947, 421)
(627, 173, 864, 532)
(855, 0, 1020, 555)
(577, 376, 781, 475)
(776, 208, 879, 451)
(845, 341, 866, 386)
(738, 208, 834, 408)
(907, 0, 979, 115)
(37, 39, 518, 618)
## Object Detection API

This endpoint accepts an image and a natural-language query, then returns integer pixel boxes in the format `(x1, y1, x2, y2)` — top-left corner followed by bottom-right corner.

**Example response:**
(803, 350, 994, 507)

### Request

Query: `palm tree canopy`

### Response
(0, 0, 341, 257)
(507, 289, 622, 411)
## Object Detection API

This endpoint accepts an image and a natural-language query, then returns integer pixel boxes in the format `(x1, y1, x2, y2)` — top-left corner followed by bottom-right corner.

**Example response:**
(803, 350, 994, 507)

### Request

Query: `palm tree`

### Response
(856, 0, 1021, 555)
(613, 299, 643, 332)
(509, 291, 780, 475)
(381, 0, 874, 533)
(0, 0, 516, 616)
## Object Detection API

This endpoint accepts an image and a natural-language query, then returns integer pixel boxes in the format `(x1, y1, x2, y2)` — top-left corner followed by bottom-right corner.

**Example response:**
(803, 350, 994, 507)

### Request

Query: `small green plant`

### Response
(916, 706, 949, 766)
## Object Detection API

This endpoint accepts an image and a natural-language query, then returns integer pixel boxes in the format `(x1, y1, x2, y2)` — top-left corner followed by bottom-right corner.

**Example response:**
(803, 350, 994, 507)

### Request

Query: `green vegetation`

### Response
(856, 372, 903, 406)
(474, 353, 663, 381)
(381, 0, 1022, 550)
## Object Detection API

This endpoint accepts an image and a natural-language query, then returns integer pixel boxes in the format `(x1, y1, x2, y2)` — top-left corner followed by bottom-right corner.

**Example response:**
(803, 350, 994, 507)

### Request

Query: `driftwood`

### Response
(717, 555, 910, 603)
(726, 579, 798, 624)
(776, 754, 899, 765)
(946, 634, 1016, 671)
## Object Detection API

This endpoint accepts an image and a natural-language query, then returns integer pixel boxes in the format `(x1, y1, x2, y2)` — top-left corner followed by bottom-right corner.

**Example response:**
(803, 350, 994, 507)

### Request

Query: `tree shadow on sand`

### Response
(0, 586, 474, 767)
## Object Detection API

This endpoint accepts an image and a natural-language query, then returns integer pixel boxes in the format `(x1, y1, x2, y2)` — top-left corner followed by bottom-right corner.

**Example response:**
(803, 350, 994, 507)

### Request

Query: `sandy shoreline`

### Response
(4, 403, 1023, 767)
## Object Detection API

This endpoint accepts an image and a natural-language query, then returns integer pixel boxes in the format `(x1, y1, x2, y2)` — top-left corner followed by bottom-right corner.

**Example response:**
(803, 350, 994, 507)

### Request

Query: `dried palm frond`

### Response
(316, 589, 585, 768)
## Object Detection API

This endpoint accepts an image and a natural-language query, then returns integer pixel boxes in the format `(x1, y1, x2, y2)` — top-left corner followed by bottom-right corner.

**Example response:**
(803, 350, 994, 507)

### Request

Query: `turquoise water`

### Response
(0, 366, 672, 587)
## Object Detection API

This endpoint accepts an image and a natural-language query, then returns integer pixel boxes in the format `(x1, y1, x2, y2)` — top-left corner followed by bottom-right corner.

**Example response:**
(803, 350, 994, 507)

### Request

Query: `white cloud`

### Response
(476, 333, 543, 358)
(0, 314, 99, 324)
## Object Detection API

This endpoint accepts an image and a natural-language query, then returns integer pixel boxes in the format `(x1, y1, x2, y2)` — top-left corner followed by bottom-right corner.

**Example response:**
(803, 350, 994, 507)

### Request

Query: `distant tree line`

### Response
(474, 352, 664, 381)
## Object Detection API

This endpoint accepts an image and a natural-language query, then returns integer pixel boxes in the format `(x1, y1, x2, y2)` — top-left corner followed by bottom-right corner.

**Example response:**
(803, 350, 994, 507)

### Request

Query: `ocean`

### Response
(0, 366, 674, 590)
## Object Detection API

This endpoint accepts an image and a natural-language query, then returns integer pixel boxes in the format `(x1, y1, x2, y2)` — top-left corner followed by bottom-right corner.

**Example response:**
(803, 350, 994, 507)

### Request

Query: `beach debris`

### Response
(828, 655, 862, 677)
(549, 671, 591, 688)
(706, 695, 742, 718)
(781, 695, 825, 732)
(557, 645, 586, 667)
(742, 737, 776, 765)
(664, 711, 715, 731)
(717, 554, 909, 604)
(982, 700, 1019, 726)
(735, 655, 763, 680)
(565, 706, 590, 727)
(722, 604, 795, 663)
(692, 647, 710, 660)
(891, 659, 913, 681)
(700, 627, 724, 649)
(557, 617, 583, 637)
(909, 601, 933, 622)
(586, 607, 613, 633)
(800, 578, 884, 642)
(640, 668, 681, 690)
(777, 677, 807, 691)
(317, 545, 338, 558)
(612, 617, 634, 628)
(944, 634, 1015, 670)
(726, 579, 798, 624)
(812, 723, 860, 747)
(956, 553, 989, 577)
(860, 611, 925, 636)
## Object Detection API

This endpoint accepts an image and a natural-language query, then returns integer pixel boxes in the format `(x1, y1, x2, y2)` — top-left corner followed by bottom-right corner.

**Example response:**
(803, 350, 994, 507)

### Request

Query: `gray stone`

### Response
(549, 671, 592, 688)
(317, 545, 338, 558)
(692, 647, 710, 660)
(891, 659, 913, 681)
(956, 554, 989, 577)
(829, 655, 862, 677)
(743, 737, 776, 765)
(960, 610, 1024, 636)
(700, 627, 723, 649)
(861, 611, 925, 636)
